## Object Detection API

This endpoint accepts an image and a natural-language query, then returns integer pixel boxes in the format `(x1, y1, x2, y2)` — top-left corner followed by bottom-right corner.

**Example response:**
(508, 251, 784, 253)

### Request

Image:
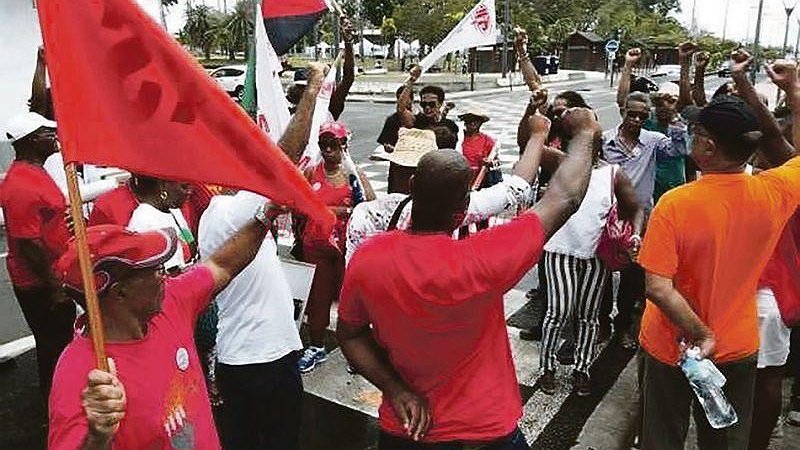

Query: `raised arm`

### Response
(203, 204, 282, 295)
(514, 27, 541, 91)
(278, 63, 326, 163)
(397, 65, 421, 128)
(765, 60, 800, 165)
(531, 108, 598, 239)
(329, 16, 356, 120)
(731, 51, 796, 166)
(692, 51, 710, 107)
(516, 87, 548, 153)
(677, 42, 698, 110)
(512, 113, 550, 183)
(30, 46, 49, 117)
(617, 48, 642, 108)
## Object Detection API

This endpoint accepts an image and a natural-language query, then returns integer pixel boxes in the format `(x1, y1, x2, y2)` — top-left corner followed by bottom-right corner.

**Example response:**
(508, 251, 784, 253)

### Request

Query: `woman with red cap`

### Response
(298, 121, 375, 373)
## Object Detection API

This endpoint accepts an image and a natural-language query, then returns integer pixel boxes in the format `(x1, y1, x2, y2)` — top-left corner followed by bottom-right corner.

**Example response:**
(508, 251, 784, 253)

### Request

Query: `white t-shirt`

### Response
(127, 203, 192, 271)
(198, 191, 302, 365)
(345, 174, 535, 265)
(44, 152, 121, 202)
(544, 164, 616, 259)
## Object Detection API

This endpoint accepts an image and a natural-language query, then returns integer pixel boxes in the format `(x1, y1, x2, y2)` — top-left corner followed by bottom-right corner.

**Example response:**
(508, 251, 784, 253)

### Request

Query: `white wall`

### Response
(0, 1, 173, 172)
(0, 0, 42, 171)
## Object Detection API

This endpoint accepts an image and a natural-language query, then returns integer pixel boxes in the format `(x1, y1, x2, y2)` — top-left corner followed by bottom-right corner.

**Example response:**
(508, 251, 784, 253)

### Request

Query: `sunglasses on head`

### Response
(420, 101, 438, 109)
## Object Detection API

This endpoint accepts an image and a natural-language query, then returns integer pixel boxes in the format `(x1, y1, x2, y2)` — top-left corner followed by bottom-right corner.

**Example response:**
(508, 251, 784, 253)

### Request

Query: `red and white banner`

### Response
(419, 0, 498, 73)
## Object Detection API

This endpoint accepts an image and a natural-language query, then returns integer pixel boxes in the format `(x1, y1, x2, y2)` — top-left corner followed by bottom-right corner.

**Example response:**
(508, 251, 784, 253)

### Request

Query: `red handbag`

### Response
(596, 166, 635, 270)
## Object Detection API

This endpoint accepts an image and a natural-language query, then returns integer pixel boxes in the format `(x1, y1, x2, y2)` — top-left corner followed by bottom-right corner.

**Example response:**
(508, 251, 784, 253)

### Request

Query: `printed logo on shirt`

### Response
(162, 359, 202, 449)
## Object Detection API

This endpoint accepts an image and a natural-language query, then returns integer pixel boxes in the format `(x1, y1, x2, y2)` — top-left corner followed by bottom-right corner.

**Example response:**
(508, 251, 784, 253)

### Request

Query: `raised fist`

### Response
(625, 48, 642, 67)
(766, 60, 800, 94)
(730, 49, 753, 74)
(678, 42, 699, 58)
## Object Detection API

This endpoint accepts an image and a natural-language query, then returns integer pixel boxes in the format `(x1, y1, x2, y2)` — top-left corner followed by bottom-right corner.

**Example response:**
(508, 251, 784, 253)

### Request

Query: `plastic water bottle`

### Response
(678, 346, 738, 429)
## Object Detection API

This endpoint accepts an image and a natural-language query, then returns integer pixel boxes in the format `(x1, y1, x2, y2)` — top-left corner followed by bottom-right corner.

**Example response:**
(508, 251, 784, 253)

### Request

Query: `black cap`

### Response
(293, 68, 309, 84)
(681, 105, 702, 125)
(697, 96, 759, 144)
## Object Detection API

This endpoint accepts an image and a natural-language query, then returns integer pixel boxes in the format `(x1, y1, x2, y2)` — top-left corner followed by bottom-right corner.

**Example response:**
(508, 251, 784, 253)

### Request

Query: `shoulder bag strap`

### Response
(388, 196, 413, 231)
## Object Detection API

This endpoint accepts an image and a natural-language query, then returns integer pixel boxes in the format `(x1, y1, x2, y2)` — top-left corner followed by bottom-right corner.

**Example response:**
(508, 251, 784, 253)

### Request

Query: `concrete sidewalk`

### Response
(573, 356, 800, 450)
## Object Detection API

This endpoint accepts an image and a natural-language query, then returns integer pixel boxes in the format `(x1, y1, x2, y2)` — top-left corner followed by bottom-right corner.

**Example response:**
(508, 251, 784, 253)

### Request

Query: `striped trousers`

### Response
(540, 251, 610, 374)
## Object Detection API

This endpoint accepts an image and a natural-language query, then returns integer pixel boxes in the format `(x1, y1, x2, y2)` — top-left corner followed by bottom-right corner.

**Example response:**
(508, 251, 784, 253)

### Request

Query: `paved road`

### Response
(0, 74, 732, 449)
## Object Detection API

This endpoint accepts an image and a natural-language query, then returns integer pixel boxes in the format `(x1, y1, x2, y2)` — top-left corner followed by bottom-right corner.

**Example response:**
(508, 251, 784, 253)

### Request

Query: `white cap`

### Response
(4, 112, 57, 143)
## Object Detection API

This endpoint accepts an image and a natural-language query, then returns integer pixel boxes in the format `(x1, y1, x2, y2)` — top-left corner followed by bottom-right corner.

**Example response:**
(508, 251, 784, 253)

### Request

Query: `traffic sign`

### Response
(605, 39, 620, 53)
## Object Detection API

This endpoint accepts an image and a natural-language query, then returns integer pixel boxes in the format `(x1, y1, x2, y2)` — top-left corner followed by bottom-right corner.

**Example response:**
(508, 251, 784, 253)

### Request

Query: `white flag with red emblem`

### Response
(419, 0, 498, 73)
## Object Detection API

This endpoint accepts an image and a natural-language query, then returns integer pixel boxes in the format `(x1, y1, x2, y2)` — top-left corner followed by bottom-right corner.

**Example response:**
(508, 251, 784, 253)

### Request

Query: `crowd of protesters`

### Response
(2, 18, 800, 450)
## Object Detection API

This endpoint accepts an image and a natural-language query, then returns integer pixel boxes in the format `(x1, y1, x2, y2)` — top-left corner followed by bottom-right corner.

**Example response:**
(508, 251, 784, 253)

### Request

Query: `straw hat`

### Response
(375, 128, 437, 167)
(457, 106, 490, 123)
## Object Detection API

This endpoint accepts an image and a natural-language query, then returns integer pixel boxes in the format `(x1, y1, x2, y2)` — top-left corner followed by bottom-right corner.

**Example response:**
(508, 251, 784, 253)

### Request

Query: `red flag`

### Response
(36, 0, 334, 230)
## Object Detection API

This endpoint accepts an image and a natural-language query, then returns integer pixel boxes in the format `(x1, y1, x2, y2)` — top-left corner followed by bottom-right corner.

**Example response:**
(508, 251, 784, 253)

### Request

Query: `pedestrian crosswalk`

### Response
(356, 94, 532, 196)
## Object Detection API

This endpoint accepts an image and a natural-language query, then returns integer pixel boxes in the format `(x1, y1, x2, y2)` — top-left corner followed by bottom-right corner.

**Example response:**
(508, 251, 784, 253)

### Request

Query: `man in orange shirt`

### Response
(637, 93, 800, 449)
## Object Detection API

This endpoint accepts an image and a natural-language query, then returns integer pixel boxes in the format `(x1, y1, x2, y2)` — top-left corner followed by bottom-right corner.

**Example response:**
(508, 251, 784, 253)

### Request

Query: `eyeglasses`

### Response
(625, 111, 650, 121)
(420, 101, 438, 109)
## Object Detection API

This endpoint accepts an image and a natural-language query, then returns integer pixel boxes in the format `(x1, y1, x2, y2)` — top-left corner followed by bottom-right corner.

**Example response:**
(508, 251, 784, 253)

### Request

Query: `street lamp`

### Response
(783, 1, 797, 57)
(751, 0, 765, 84)
(795, 18, 800, 58)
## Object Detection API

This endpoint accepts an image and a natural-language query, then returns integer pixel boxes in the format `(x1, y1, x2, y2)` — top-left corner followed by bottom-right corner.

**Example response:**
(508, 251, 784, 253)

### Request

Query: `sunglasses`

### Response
(420, 101, 438, 109)
(625, 111, 650, 121)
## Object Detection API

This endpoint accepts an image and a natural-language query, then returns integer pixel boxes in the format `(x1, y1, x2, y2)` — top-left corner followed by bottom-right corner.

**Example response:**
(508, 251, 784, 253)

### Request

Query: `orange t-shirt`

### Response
(638, 156, 800, 365)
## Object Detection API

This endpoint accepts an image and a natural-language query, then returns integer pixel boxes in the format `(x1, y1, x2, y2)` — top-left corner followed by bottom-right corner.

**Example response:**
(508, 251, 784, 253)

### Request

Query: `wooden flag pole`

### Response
(65, 162, 109, 372)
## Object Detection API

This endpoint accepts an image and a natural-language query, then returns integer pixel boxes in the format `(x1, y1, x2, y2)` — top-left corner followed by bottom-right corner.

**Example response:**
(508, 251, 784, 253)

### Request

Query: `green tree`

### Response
(219, 0, 253, 60)
(184, 4, 217, 59)
(363, 0, 400, 27)
(381, 17, 398, 58)
(392, 0, 474, 48)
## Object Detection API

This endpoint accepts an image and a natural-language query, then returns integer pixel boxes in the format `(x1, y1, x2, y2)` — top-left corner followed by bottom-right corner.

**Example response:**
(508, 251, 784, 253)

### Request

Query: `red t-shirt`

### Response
(49, 266, 221, 450)
(88, 184, 138, 227)
(759, 210, 800, 323)
(0, 161, 69, 288)
(88, 183, 209, 236)
(339, 213, 545, 442)
(461, 133, 496, 172)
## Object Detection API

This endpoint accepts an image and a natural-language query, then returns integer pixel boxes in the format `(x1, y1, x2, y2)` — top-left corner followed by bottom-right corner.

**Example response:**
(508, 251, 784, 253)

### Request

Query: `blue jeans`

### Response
(378, 427, 530, 450)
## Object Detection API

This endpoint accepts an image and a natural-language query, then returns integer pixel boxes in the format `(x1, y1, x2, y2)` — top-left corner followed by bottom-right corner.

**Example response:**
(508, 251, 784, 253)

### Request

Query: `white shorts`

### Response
(757, 288, 791, 369)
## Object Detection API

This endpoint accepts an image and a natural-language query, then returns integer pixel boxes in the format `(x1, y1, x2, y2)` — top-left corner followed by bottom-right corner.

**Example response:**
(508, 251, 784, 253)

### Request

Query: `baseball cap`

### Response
(57, 225, 178, 302)
(697, 96, 760, 146)
(4, 111, 56, 143)
(319, 121, 349, 139)
(374, 128, 438, 167)
(458, 107, 490, 123)
(293, 68, 309, 86)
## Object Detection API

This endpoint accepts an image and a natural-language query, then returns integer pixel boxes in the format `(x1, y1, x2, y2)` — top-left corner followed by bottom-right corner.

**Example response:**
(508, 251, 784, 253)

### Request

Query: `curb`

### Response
(0, 335, 35, 363)
(571, 354, 639, 450)
(348, 73, 603, 104)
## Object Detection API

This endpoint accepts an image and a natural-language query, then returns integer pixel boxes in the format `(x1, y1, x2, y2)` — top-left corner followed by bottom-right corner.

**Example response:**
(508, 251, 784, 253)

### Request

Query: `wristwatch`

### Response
(254, 204, 272, 227)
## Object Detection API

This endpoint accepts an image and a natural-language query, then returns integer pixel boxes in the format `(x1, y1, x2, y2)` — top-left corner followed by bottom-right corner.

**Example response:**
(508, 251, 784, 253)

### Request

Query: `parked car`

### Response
(209, 65, 247, 97)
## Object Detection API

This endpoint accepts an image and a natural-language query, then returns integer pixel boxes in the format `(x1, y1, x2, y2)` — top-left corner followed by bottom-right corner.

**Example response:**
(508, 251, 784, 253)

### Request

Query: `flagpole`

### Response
(64, 162, 109, 372)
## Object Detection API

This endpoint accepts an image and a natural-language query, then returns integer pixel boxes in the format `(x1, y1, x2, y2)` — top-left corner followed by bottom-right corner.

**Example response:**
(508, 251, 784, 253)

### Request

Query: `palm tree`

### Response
(221, 1, 253, 60)
(184, 5, 216, 59)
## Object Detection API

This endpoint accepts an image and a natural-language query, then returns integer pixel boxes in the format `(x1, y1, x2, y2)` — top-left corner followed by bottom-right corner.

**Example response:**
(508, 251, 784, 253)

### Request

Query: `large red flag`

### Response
(36, 0, 334, 230)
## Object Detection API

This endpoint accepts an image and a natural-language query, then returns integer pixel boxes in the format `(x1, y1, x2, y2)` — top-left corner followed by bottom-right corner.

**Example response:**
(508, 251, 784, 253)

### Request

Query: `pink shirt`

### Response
(49, 266, 220, 450)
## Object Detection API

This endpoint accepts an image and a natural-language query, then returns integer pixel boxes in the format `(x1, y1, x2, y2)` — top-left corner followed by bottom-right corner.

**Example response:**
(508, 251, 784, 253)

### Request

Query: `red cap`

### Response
(319, 121, 349, 139)
(56, 225, 178, 301)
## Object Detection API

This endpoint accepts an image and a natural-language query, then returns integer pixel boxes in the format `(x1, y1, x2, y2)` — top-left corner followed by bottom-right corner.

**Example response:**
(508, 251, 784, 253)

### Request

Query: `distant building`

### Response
(561, 31, 606, 72)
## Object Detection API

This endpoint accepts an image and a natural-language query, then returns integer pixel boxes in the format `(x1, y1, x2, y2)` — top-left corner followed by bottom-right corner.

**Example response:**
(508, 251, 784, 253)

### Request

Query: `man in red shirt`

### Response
(1, 111, 74, 407)
(337, 108, 599, 448)
(49, 201, 281, 450)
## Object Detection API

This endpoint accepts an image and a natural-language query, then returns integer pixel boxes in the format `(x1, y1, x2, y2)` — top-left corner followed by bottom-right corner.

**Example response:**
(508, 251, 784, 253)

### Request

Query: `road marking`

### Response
(0, 335, 35, 363)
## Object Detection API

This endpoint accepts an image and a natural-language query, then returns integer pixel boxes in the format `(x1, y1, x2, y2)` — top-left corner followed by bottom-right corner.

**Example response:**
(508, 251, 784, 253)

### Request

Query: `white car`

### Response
(209, 65, 247, 97)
